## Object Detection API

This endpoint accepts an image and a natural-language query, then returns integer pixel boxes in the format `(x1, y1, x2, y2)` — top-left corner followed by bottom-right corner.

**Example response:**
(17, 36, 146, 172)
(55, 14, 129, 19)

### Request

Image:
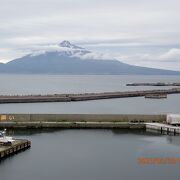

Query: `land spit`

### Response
(0, 88, 180, 104)
(0, 114, 166, 129)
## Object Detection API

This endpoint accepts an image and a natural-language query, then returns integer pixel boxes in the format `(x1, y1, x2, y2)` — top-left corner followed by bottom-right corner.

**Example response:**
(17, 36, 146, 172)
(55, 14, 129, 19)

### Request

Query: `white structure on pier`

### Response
(167, 114, 180, 125)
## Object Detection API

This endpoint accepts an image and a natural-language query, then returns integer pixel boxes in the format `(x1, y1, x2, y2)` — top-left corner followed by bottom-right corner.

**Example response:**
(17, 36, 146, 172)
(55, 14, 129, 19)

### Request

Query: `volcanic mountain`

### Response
(0, 40, 180, 75)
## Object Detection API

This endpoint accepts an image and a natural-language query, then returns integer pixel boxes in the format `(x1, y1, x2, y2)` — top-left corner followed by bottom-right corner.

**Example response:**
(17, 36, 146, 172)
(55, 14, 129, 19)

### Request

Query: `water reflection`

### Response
(1, 129, 180, 180)
(166, 135, 180, 146)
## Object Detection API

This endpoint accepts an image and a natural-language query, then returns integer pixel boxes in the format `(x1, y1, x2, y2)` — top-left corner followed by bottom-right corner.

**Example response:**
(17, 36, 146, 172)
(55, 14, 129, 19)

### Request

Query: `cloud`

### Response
(159, 48, 180, 62)
(0, 0, 180, 70)
(68, 45, 180, 70)
(73, 51, 115, 61)
(114, 48, 180, 70)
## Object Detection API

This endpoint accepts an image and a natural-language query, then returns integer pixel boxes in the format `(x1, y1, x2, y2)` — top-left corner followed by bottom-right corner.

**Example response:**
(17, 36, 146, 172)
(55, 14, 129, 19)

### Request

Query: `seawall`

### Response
(0, 88, 180, 104)
(0, 114, 166, 129)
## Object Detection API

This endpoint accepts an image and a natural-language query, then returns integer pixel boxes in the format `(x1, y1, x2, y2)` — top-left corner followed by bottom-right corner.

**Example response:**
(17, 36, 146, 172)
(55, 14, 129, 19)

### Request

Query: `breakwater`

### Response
(0, 88, 180, 104)
(0, 114, 166, 129)
(126, 82, 180, 86)
(145, 94, 167, 99)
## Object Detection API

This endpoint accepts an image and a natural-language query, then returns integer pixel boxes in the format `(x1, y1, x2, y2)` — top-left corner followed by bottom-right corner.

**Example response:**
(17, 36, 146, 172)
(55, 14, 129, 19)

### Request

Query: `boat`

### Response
(0, 129, 14, 146)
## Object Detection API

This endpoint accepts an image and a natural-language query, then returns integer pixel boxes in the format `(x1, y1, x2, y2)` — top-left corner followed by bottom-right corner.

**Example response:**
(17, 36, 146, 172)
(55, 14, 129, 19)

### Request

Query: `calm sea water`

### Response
(0, 74, 180, 95)
(0, 74, 179, 114)
(1, 129, 180, 180)
(0, 75, 180, 180)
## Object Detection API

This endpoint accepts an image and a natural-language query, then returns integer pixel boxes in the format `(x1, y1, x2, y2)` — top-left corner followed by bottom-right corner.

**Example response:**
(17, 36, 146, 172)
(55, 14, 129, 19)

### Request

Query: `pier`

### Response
(0, 88, 180, 104)
(0, 139, 31, 160)
(146, 123, 180, 134)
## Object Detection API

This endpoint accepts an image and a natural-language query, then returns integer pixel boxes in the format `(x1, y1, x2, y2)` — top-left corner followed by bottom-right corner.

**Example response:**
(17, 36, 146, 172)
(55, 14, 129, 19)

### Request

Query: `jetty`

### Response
(0, 113, 179, 134)
(146, 123, 180, 134)
(126, 82, 180, 86)
(0, 88, 180, 104)
(0, 113, 180, 135)
(0, 139, 31, 160)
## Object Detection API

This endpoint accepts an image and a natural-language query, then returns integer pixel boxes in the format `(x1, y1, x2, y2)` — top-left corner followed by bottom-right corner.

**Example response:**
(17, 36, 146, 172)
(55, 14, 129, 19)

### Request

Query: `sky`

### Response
(0, 0, 180, 70)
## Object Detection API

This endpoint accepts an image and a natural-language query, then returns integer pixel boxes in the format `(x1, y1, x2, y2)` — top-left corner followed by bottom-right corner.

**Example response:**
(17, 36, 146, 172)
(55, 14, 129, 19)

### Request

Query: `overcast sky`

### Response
(0, 0, 180, 70)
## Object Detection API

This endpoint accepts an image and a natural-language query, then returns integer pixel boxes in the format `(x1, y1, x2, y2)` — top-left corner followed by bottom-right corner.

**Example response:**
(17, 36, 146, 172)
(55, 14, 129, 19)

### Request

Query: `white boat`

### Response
(0, 129, 14, 145)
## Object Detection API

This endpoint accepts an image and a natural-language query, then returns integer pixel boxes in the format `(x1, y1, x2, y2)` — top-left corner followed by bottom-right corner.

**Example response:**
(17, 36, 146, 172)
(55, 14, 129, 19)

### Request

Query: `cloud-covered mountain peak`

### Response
(30, 41, 90, 57)
(59, 40, 84, 50)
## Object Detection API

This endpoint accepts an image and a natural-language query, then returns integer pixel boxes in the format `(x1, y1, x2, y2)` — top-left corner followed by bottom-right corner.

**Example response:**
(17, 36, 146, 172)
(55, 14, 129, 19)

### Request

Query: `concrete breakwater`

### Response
(0, 114, 166, 129)
(145, 94, 167, 99)
(0, 88, 180, 104)
(126, 82, 180, 86)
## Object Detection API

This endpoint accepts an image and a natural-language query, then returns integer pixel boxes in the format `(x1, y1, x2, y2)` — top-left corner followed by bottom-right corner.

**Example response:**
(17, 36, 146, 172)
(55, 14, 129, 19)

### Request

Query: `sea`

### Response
(0, 74, 180, 180)
(0, 74, 180, 114)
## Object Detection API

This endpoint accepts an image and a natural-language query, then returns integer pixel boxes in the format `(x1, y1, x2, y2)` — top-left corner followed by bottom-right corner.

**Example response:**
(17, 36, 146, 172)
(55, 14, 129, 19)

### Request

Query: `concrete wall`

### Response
(0, 114, 166, 129)
(0, 114, 166, 123)
(30, 114, 166, 123)
(0, 88, 180, 104)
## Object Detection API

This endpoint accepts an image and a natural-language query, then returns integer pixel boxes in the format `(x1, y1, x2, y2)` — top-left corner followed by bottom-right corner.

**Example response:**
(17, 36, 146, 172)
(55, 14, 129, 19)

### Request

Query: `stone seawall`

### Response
(0, 114, 166, 129)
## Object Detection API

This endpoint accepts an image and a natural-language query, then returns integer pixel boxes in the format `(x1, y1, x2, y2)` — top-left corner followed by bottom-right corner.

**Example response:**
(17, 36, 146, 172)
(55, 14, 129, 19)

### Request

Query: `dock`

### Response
(0, 139, 31, 160)
(0, 88, 180, 104)
(146, 123, 180, 134)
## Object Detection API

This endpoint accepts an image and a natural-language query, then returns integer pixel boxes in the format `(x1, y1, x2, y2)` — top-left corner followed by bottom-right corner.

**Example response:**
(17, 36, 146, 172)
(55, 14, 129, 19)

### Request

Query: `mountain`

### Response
(0, 40, 180, 75)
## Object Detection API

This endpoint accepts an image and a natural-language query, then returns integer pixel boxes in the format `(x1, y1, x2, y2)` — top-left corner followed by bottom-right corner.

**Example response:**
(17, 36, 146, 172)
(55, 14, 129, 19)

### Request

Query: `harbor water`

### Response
(0, 75, 180, 180)
(0, 75, 180, 114)
(1, 129, 180, 180)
